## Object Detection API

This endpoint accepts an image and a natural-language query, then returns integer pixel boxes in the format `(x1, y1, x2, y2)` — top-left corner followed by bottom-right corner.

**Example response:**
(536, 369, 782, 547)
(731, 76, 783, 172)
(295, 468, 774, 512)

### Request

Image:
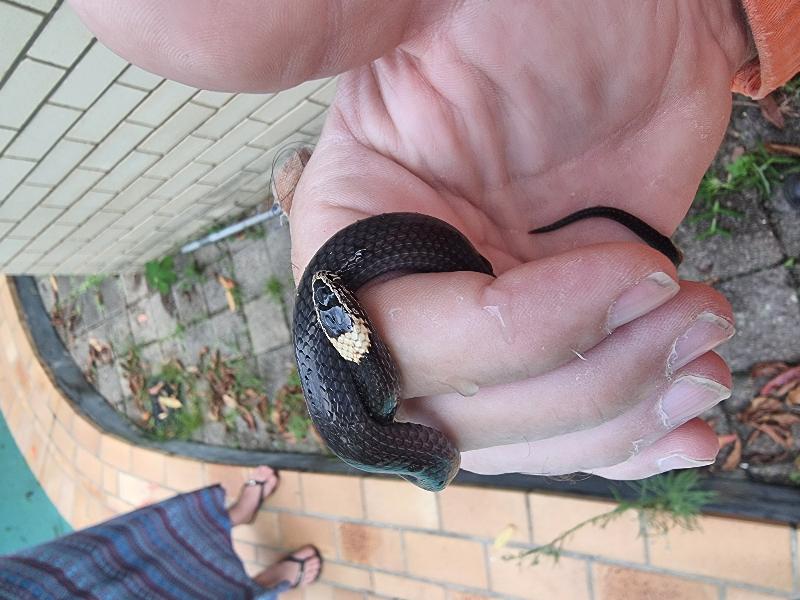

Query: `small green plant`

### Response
(179, 260, 204, 291)
(693, 146, 800, 238)
(145, 256, 178, 295)
(145, 359, 204, 441)
(784, 257, 797, 269)
(505, 470, 716, 565)
(74, 274, 106, 297)
(264, 276, 285, 304)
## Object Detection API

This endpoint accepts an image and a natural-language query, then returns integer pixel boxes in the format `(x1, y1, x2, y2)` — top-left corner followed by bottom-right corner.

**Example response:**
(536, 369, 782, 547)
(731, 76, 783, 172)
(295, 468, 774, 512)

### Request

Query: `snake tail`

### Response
(528, 206, 683, 267)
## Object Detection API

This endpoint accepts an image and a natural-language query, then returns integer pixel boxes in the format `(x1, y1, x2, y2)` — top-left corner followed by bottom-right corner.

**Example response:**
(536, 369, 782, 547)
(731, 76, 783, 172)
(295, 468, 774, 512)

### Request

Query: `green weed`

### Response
(505, 470, 716, 565)
(145, 256, 178, 295)
(264, 276, 285, 304)
(693, 146, 800, 238)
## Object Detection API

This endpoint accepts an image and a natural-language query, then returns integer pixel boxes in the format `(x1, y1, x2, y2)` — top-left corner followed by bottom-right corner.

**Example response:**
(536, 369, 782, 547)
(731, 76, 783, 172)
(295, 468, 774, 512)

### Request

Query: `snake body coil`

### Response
(293, 209, 680, 491)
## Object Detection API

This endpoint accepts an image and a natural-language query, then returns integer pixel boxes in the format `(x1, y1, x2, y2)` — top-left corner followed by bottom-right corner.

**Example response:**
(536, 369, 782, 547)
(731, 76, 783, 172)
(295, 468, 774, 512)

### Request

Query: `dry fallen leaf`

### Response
(721, 434, 742, 471)
(758, 94, 785, 128)
(158, 395, 183, 410)
(137, 313, 149, 324)
(222, 393, 237, 408)
(493, 524, 517, 549)
(217, 274, 238, 312)
(148, 382, 165, 395)
(764, 142, 800, 157)
(787, 387, 800, 406)
(760, 365, 800, 396)
(49, 275, 59, 294)
(751, 361, 789, 378)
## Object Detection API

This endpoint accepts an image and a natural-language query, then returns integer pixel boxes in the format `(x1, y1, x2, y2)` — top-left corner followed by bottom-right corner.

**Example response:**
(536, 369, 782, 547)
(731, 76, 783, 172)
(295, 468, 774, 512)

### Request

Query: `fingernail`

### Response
(668, 312, 735, 373)
(606, 272, 679, 331)
(657, 454, 715, 473)
(658, 375, 731, 428)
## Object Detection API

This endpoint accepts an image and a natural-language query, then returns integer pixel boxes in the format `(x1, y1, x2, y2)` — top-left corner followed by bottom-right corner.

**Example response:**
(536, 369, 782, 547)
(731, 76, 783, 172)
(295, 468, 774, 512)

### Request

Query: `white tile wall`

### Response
(194, 94, 270, 139)
(127, 80, 197, 127)
(25, 138, 93, 186)
(50, 42, 127, 109)
(67, 84, 147, 143)
(81, 122, 152, 171)
(27, 2, 93, 67)
(12, 0, 56, 13)
(0, 59, 64, 128)
(0, 0, 334, 273)
(0, 184, 49, 221)
(138, 102, 214, 154)
(0, 127, 15, 154)
(40, 168, 102, 208)
(95, 151, 161, 193)
(0, 158, 36, 200)
(6, 104, 81, 159)
(9, 205, 62, 238)
(0, 3, 41, 79)
(117, 65, 163, 90)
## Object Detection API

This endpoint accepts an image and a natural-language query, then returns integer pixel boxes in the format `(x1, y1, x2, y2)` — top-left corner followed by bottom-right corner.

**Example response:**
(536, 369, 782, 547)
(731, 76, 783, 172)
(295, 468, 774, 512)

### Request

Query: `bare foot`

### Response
(227, 466, 279, 526)
(254, 545, 322, 590)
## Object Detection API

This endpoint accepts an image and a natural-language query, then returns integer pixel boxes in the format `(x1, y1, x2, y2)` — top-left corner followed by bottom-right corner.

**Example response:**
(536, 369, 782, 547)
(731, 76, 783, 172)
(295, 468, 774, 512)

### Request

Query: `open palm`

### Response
(72, 0, 747, 478)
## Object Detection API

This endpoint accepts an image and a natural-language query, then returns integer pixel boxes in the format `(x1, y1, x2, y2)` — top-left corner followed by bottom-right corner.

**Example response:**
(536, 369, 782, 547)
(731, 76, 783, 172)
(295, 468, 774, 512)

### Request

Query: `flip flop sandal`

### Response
(281, 546, 323, 589)
(243, 470, 280, 524)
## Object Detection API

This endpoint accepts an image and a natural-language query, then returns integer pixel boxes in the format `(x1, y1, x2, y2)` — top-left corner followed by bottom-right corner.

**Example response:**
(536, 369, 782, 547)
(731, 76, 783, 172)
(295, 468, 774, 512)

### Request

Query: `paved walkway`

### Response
(1, 276, 798, 600)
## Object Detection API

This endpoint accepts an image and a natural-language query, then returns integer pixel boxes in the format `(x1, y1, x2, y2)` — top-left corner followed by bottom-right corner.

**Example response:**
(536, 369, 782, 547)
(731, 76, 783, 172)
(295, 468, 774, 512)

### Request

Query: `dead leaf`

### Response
(239, 407, 256, 431)
(137, 313, 149, 324)
(751, 361, 789, 378)
(493, 525, 517, 549)
(148, 382, 165, 395)
(760, 365, 800, 396)
(186, 366, 200, 375)
(730, 145, 745, 161)
(765, 413, 800, 427)
(49, 275, 59, 295)
(753, 424, 792, 448)
(717, 434, 738, 448)
(217, 274, 238, 312)
(758, 94, 785, 128)
(157, 411, 168, 420)
(222, 393, 237, 408)
(721, 434, 742, 471)
(787, 387, 800, 406)
(764, 142, 800, 157)
(158, 396, 183, 410)
(775, 380, 799, 398)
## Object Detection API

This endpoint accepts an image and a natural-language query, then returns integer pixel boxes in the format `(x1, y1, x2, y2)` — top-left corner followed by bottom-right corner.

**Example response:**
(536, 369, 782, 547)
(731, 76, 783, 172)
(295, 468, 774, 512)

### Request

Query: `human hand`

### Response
(71, 0, 748, 479)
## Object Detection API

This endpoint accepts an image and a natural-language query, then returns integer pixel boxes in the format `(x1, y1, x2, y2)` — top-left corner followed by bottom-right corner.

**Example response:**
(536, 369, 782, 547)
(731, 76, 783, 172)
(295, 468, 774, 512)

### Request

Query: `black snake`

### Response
(292, 209, 681, 491)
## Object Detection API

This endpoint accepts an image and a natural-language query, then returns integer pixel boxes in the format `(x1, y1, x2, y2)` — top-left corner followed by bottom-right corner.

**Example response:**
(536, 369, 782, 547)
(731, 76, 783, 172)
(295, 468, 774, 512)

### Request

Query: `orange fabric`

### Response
(733, 0, 800, 98)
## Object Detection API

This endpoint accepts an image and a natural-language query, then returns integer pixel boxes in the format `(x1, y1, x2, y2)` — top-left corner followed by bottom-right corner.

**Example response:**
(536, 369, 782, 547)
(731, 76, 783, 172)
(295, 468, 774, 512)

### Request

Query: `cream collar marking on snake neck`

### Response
(311, 271, 372, 364)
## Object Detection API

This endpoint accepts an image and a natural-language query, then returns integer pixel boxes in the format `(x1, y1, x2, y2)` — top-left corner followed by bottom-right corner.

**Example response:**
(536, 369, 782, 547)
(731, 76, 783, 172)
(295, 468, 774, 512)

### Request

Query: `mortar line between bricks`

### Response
(260, 504, 795, 596)
(0, 0, 50, 16)
(585, 557, 595, 600)
(791, 524, 799, 593)
(718, 584, 727, 600)
(757, 181, 800, 294)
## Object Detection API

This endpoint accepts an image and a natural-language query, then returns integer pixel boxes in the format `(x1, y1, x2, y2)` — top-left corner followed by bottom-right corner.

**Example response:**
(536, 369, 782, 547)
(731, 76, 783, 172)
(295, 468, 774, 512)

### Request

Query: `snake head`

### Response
(311, 271, 372, 364)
